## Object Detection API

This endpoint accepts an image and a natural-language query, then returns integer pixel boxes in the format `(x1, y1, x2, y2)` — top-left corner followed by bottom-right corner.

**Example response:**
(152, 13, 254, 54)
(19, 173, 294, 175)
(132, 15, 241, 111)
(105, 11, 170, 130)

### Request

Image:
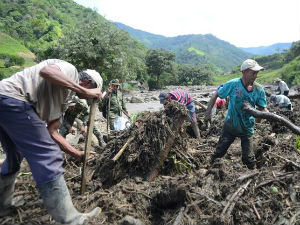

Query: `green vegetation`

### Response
(0, 0, 298, 88)
(213, 41, 300, 86)
(0, 32, 35, 80)
(188, 46, 205, 56)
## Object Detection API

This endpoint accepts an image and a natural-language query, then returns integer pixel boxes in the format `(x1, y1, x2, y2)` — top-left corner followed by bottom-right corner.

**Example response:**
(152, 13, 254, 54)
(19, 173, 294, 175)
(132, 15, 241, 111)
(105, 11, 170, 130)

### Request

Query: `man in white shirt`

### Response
(275, 78, 289, 96)
(270, 94, 293, 111)
(0, 59, 102, 224)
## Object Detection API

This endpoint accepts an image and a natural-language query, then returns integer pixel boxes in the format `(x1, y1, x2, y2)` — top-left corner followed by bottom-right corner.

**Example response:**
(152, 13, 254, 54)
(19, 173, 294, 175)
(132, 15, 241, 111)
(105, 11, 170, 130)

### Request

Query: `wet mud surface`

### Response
(0, 87, 300, 225)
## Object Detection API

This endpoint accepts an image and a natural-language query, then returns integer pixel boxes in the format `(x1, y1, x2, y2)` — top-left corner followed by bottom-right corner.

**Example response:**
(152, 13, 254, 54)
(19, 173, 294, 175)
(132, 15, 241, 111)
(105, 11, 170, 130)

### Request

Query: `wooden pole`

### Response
(80, 99, 97, 195)
(147, 114, 186, 181)
(112, 136, 134, 162)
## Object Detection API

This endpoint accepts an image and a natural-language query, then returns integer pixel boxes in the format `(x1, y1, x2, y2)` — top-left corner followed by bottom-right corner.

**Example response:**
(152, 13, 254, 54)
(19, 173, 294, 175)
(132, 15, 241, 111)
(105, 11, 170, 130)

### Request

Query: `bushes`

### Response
(0, 53, 25, 68)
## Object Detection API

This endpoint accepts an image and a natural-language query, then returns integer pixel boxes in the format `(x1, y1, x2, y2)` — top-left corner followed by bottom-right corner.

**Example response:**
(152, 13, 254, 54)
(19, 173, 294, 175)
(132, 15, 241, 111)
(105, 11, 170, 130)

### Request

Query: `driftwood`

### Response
(221, 179, 252, 216)
(237, 171, 260, 182)
(242, 101, 300, 135)
(255, 172, 294, 189)
(173, 207, 185, 225)
(269, 152, 300, 169)
(112, 136, 135, 162)
(147, 114, 186, 181)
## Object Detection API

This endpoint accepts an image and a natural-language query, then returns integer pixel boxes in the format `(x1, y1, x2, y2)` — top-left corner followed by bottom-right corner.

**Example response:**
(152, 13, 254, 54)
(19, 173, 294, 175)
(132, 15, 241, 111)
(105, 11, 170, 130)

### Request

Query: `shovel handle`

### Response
(80, 99, 97, 194)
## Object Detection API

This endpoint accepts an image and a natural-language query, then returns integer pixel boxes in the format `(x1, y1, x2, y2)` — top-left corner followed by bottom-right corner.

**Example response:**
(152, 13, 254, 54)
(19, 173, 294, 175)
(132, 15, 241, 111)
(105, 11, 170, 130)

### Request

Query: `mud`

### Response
(0, 87, 300, 225)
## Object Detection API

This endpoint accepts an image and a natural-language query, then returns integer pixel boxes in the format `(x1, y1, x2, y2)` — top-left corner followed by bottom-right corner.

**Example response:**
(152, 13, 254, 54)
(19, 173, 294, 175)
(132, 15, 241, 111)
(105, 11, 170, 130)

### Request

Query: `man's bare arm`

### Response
(40, 65, 102, 100)
(204, 91, 218, 123)
(47, 119, 84, 159)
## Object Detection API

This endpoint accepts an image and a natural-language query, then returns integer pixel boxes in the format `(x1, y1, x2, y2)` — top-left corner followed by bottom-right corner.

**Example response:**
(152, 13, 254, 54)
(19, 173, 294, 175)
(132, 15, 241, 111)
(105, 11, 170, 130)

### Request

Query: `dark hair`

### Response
(79, 72, 97, 88)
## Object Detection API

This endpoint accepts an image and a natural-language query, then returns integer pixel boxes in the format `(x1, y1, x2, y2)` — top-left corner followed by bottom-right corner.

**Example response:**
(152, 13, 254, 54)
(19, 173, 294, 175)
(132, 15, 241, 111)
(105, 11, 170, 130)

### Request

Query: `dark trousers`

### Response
(283, 90, 289, 96)
(0, 95, 64, 185)
(211, 122, 255, 169)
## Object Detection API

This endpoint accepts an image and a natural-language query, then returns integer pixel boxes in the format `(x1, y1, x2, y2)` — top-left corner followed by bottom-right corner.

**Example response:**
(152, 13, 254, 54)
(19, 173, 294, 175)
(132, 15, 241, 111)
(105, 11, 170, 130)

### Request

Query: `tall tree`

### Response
(145, 49, 175, 88)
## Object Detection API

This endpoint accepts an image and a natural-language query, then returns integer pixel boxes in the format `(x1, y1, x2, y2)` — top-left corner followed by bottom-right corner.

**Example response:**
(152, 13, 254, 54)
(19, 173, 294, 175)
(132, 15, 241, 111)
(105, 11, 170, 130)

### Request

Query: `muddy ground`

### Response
(0, 85, 300, 225)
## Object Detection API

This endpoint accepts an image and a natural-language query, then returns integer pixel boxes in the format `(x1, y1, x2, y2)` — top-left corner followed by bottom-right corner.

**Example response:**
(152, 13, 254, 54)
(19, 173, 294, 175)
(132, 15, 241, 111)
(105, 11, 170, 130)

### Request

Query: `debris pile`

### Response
(1, 99, 300, 225)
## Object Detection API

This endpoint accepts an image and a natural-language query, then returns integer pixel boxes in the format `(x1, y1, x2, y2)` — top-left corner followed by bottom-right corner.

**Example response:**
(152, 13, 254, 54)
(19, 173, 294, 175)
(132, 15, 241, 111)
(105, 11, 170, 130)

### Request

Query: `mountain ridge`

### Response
(113, 22, 252, 72)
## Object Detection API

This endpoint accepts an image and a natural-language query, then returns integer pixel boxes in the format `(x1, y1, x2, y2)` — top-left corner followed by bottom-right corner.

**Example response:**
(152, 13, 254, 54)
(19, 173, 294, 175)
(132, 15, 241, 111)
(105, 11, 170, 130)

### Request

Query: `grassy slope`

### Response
(213, 68, 282, 86)
(0, 32, 35, 79)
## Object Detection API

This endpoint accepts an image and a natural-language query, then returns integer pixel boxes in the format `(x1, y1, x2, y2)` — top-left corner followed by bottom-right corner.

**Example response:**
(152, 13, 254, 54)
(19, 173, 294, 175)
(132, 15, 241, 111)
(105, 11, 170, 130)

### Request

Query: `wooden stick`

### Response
(173, 207, 185, 225)
(147, 114, 186, 181)
(112, 136, 134, 161)
(221, 179, 252, 216)
(269, 152, 300, 169)
(80, 99, 97, 195)
(250, 200, 261, 220)
(243, 101, 300, 135)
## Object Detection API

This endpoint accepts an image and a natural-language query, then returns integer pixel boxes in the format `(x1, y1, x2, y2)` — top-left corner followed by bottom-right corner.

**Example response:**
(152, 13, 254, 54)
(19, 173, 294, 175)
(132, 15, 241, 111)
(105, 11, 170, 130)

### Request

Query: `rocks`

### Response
(130, 96, 144, 103)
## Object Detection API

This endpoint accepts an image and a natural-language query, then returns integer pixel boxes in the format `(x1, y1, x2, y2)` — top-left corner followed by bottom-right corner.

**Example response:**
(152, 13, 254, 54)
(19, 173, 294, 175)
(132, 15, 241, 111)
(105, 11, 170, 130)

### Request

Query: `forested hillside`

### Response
(114, 22, 253, 72)
(240, 43, 292, 56)
(0, 0, 298, 89)
(213, 41, 300, 86)
(0, 0, 148, 83)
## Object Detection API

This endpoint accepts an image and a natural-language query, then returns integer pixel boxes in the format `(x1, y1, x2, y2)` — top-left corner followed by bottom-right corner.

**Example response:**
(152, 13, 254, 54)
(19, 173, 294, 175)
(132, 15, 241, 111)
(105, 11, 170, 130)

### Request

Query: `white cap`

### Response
(240, 59, 264, 72)
(83, 69, 103, 90)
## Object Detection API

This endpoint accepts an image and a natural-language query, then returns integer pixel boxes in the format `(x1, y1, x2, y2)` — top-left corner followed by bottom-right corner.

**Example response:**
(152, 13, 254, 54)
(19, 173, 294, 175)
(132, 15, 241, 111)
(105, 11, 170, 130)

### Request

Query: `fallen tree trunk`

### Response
(243, 101, 300, 135)
(147, 114, 186, 181)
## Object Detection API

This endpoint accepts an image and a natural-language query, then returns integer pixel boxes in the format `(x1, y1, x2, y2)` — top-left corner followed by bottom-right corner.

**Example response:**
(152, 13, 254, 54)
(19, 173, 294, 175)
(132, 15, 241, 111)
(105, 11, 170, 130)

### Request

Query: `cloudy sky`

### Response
(74, 0, 300, 47)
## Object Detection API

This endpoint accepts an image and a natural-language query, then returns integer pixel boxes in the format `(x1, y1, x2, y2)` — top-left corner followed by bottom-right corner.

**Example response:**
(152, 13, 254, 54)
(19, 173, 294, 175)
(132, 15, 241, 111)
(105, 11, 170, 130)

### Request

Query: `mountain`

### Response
(114, 22, 253, 72)
(240, 43, 292, 56)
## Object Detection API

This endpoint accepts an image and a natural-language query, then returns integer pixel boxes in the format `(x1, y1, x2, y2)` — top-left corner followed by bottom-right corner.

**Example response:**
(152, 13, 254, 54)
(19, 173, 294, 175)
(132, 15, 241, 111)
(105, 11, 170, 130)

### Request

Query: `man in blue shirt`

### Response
(204, 59, 268, 169)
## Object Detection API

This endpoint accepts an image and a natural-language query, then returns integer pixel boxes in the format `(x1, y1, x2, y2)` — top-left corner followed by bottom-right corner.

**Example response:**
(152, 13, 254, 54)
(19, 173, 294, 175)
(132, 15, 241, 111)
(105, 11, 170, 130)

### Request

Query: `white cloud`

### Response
(74, 0, 300, 47)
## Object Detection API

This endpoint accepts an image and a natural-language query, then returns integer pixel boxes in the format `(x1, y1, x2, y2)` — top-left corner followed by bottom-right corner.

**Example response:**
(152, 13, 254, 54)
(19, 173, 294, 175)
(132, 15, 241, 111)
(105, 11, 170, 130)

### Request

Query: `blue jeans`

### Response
(0, 95, 64, 185)
(186, 101, 196, 122)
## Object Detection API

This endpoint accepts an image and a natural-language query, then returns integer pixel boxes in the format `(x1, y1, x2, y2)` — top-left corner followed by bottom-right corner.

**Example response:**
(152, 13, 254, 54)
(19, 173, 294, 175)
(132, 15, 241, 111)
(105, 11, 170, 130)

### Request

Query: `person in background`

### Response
(204, 59, 268, 170)
(275, 78, 289, 96)
(60, 95, 106, 149)
(0, 60, 102, 224)
(99, 79, 129, 131)
(211, 95, 227, 117)
(159, 89, 201, 139)
(270, 94, 293, 111)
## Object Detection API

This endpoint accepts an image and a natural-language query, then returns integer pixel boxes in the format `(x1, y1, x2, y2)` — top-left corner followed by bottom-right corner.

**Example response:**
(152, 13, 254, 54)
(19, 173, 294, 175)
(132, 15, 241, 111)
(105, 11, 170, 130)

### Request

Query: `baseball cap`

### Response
(109, 79, 120, 86)
(240, 59, 264, 72)
(274, 78, 281, 83)
(270, 94, 276, 102)
(82, 69, 103, 89)
(159, 92, 168, 104)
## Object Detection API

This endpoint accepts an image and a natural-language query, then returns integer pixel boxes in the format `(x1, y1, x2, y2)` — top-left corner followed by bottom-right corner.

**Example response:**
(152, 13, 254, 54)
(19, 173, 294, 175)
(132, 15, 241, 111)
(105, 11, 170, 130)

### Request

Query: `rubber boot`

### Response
(97, 134, 106, 149)
(191, 121, 201, 139)
(0, 172, 18, 217)
(38, 175, 101, 225)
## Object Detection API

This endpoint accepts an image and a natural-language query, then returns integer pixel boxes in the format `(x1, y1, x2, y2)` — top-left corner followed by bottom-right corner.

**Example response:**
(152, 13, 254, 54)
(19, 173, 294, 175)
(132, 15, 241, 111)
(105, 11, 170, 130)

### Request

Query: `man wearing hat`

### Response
(0, 60, 102, 224)
(204, 59, 268, 170)
(270, 94, 293, 111)
(159, 89, 201, 139)
(100, 79, 129, 130)
(60, 95, 107, 149)
(274, 78, 289, 96)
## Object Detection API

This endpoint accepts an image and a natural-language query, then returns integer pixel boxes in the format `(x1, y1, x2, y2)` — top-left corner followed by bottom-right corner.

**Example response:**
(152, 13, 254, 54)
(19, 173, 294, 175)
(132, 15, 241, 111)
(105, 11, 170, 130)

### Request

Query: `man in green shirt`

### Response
(100, 79, 130, 130)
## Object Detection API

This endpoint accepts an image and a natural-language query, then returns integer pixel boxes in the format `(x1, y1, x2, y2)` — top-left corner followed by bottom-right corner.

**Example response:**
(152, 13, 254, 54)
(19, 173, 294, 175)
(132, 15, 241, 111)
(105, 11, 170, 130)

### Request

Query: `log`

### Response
(243, 101, 300, 135)
(112, 136, 135, 162)
(147, 114, 186, 181)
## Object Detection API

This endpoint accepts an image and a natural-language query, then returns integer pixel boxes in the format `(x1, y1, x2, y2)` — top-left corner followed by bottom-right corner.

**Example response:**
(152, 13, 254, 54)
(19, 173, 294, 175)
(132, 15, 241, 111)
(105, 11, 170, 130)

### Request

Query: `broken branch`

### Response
(243, 101, 300, 135)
